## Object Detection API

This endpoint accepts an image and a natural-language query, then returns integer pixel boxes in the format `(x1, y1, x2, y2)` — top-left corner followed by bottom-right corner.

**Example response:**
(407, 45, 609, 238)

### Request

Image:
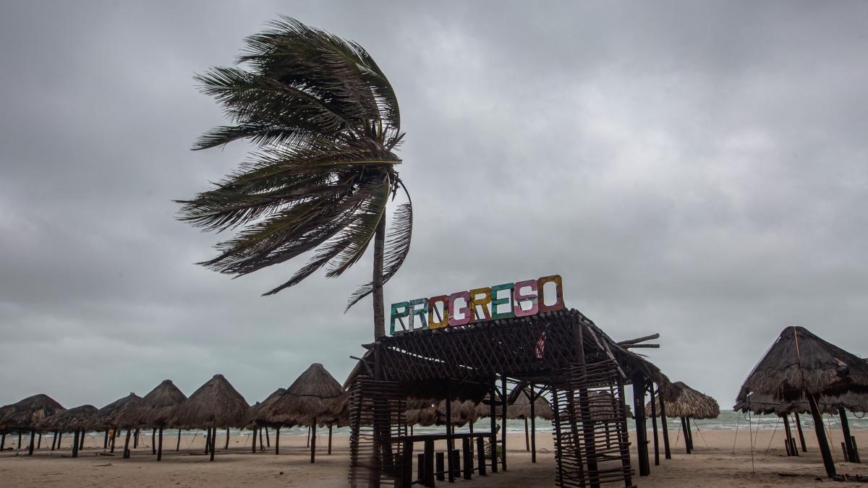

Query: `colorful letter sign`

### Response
(389, 275, 565, 335)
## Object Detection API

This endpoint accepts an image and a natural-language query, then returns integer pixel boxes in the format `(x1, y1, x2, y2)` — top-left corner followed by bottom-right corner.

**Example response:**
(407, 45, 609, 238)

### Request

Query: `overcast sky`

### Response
(1, 1, 866, 411)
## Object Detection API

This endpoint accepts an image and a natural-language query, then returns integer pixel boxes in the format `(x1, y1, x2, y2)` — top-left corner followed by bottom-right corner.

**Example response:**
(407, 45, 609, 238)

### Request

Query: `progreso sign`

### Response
(389, 275, 565, 335)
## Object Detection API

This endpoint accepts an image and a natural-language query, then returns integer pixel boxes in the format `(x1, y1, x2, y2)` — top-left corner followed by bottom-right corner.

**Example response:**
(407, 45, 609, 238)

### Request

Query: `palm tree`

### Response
(177, 17, 412, 339)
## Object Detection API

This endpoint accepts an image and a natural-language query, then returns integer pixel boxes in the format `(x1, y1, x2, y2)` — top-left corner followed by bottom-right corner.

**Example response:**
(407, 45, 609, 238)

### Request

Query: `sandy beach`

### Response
(1, 428, 867, 487)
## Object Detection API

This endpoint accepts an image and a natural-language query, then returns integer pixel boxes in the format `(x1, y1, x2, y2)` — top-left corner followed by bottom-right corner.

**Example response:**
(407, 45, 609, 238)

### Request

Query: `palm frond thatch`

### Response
(645, 381, 720, 419)
(733, 391, 868, 416)
(0, 394, 66, 430)
(267, 363, 345, 425)
(736, 326, 868, 403)
(94, 393, 143, 430)
(38, 405, 98, 432)
(136, 380, 187, 428)
(171, 375, 251, 429)
(248, 388, 287, 428)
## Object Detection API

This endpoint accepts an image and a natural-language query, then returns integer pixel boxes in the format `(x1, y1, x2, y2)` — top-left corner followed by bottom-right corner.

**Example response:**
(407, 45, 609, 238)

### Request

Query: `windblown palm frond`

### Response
(177, 16, 412, 310)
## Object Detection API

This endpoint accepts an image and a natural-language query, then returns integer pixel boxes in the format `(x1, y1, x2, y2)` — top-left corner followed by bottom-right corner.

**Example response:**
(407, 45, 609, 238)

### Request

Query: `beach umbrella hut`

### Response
(266, 363, 345, 463)
(248, 388, 287, 454)
(38, 405, 97, 458)
(735, 326, 868, 477)
(506, 386, 553, 457)
(94, 393, 143, 458)
(135, 380, 187, 461)
(0, 394, 65, 456)
(171, 374, 251, 462)
(645, 381, 719, 455)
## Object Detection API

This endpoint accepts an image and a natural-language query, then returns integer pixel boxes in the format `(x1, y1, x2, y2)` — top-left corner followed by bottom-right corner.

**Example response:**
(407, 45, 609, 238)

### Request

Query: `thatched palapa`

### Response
(135, 380, 187, 461)
(94, 393, 143, 430)
(735, 326, 868, 477)
(0, 394, 65, 456)
(266, 363, 345, 463)
(39, 405, 97, 433)
(645, 382, 720, 420)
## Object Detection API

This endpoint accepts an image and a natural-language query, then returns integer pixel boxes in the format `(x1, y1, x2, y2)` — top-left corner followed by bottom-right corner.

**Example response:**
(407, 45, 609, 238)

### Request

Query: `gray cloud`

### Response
(1, 0, 867, 409)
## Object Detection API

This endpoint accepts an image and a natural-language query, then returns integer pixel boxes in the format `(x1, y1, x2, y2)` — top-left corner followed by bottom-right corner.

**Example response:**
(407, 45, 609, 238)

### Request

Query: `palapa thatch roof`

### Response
(267, 363, 345, 425)
(588, 391, 633, 420)
(506, 387, 554, 421)
(404, 399, 478, 427)
(136, 380, 187, 428)
(248, 388, 287, 428)
(646, 381, 720, 419)
(39, 405, 98, 432)
(737, 326, 868, 403)
(0, 394, 66, 430)
(94, 393, 143, 430)
(733, 391, 868, 416)
(171, 374, 251, 429)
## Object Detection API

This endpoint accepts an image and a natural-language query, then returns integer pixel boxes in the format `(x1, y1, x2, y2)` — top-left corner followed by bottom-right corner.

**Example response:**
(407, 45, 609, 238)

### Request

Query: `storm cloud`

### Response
(1, 1, 866, 408)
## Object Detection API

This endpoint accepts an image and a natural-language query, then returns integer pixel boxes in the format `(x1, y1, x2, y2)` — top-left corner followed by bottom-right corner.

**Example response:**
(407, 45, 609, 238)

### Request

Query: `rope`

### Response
(185, 429, 200, 449)
(694, 423, 709, 448)
(826, 414, 840, 462)
(764, 418, 780, 456)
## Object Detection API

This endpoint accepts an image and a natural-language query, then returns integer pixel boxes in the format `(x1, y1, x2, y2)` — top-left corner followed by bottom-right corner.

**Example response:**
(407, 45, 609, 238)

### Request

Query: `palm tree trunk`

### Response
(372, 217, 386, 339)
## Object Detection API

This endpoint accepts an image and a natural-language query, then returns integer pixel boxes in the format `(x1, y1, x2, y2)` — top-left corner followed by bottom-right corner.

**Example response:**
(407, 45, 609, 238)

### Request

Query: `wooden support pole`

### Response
(783, 414, 795, 456)
(435, 451, 445, 481)
(252, 427, 257, 453)
(840, 407, 857, 463)
(687, 417, 695, 450)
(680, 417, 691, 454)
(111, 429, 117, 453)
(328, 424, 333, 455)
(530, 383, 537, 463)
(28, 429, 35, 456)
(1, 433, 5, 451)
(51, 431, 57, 451)
(490, 379, 498, 473)
(209, 427, 216, 462)
(37, 432, 42, 450)
(310, 418, 317, 464)
(524, 418, 529, 451)
(72, 430, 79, 458)
(633, 379, 650, 475)
(501, 375, 508, 471)
(808, 393, 836, 478)
(151, 428, 156, 454)
(401, 440, 413, 488)
(205, 428, 211, 454)
(650, 382, 659, 466)
(259, 427, 264, 452)
(79, 429, 85, 451)
(123, 429, 132, 459)
(794, 413, 807, 452)
(133, 428, 139, 449)
(103, 430, 109, 449)
(275, 428, 280, 455)
(265, 426, 270, 448)
(463, 437, 473, 480)
(176, 429, 181, 452)
(446, 394, 454, 481)
(424, 439, 435, 486)
(477, 436, 487, 476)
(306, 425, 311, 448)
(225, 428, 230, 450)
(157, 427, 163, 461)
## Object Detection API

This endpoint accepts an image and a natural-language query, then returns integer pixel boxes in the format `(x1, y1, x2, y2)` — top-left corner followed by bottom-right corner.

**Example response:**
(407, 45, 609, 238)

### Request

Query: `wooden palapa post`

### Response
(265, 426, 270, 448)
(209, 427, 216, 462)
(225, 427, 230, 450)
(633, 377, 650, 475)
(72, 430, 80, 458)
(328, 424, 333, 455)
(310, 418, 317, 463)
(530, 383, 537, 463)
(79, 429, 85, 451)
(157, 427, 164, 461)
(659, 396, 671, 460)
(808, 394, 836, 478)
(275, 427, 280, 455)
(123, 429, 132, 459)
(27, 429, 35, 456)
(251, 427, 257, 453)
(650, 382, 660, 466)
(794, 413, 807, 452)
(501, 375, 508, 471)
(490, 379, 498, 473)
(782, 414, 796, 456)
(176, 429, 181, 451)
(840, 407, 858, 463)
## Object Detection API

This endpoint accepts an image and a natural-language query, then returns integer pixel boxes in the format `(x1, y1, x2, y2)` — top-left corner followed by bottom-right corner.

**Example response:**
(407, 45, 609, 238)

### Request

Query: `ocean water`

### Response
(56, 410, 868, 443)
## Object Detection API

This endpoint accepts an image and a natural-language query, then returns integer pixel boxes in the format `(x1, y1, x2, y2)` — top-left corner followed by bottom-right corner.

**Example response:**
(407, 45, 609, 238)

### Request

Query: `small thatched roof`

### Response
(737, 326, 868, 403)
(171, 375, 251, 429)
(267, 363, 345, 425)
(94, 393, 143, 430)
(39, 405, 98, 432)
(506, 387, 554, 421)
(646, 381, 720, 419)
(0, 394, 66, 430)
(248, 388, 287, 428)
(137, 380, 187, 428)
(588, 391, 633, 420)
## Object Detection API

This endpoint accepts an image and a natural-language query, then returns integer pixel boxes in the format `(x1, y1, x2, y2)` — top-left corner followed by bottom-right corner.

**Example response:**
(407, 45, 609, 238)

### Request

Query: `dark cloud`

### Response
(1, 1, 867, 409)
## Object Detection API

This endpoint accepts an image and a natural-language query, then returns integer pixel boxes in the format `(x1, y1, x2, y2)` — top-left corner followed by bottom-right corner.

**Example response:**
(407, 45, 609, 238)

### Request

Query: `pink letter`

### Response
(448, 291, 472, 327)
(513, 280, 539, 317)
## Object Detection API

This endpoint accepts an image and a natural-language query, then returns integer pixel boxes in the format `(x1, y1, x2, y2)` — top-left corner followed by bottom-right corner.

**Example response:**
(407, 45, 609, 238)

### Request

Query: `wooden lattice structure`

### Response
(348, 308, 648, 487)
